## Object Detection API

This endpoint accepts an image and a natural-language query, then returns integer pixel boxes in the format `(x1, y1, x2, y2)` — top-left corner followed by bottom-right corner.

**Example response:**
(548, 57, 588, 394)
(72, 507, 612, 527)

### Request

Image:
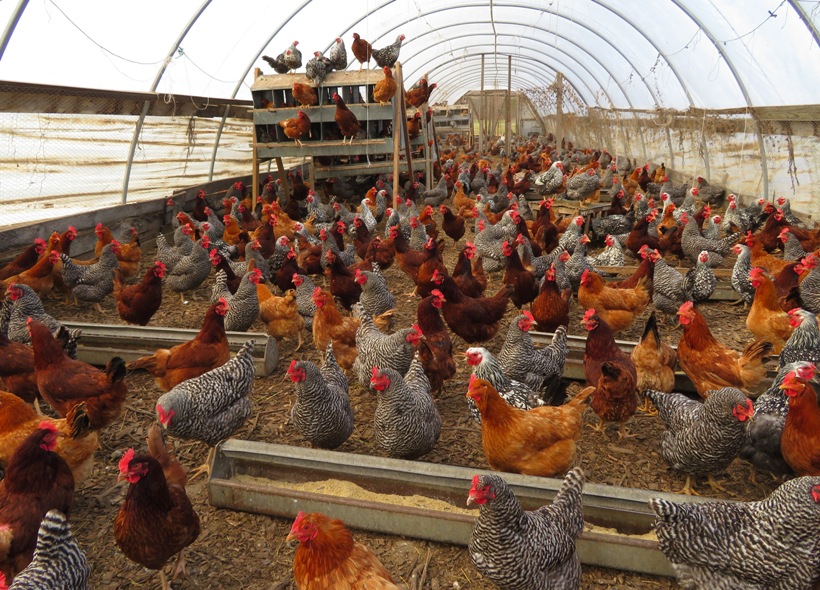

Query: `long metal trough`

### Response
(62, 321, 279, 377)
(207, 440, 721, 578)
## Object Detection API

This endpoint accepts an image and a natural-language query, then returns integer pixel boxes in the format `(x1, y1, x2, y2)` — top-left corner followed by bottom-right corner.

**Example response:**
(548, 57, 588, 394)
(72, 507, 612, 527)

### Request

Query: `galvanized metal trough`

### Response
(62, 321, 279, 377)
(206, 439, 716, 578)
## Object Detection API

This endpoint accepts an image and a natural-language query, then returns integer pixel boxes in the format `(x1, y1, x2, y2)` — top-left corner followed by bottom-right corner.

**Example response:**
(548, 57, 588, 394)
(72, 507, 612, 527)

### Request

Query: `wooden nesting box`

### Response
(250, 69, 429, 185)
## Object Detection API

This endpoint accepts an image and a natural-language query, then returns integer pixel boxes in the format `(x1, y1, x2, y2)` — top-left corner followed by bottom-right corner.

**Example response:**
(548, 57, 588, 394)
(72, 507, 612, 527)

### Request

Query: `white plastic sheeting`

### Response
(1, 0, 818, 110)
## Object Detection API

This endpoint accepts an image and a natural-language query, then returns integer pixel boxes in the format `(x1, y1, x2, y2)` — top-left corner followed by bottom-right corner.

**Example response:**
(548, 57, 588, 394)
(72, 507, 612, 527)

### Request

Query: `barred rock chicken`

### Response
(305, 51, 330, 87)
(156, 340, 254, 452)
(165, 236, 212, 303)
(115, 425, 200, 590)
(328, 37, 347, 71)
(680, 212, 739, 267)
(355, 268, 395, 318)
(154, 233, 184, 273)
(370, 355, 440, 459)
(0, 510, 89, 590)
(468, 470, 585, 590)
(291, 274, 316, 331)
(643, 387, 754, 495)
(651, 250, 691, 314)
(351, 304, 421, 387)
(683, 251, 717, 303)
(262, 52, 290, 75)
(210, 268, 262, 332)
(465, 347, 548, 423)
(281, 41, 302, 73)
(730, 243, 755, 305)
(565, 167, 601, 202)
(651, 476, 820, 589)
(695, 176, 725, 205)
(587, 234, 624, 269)
(498, 313, 568, 405)
(1, 284, 80, 359)
(0, 424, 74, 582)
(565, 236, 597, 291)
(780, 308, 820, 368)
(287, 343, 353, 450)
(287, 511, 399, 590)
(60, 243, 119, 312)
(372, 34, 404, 68)
(534, 161, 565, 196)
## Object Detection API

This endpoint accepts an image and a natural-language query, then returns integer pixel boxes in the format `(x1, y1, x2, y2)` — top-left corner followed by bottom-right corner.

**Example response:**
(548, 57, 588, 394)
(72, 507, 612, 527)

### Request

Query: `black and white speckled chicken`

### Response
(680, 211, 740, 267)
(155, 233, 185, 273)
(370, 354, 440, 459)
(650, 475, 820, 589)
(565, 168, 600, 201)
(319, 228, 355, 270)
(287, 343, 353, 450)
(780, 229, 810, 261)
(587, 234, 624, 269)
(422, 176, 448, 207)
(291, 274, 316, 331)
(779, 308, 820, 368)
(701, 214, 721, 241)
(2, 284, 80, 359)
(372, 34, 405, 68)
(357, 199, 378, 234)
(695, 176, 725, 206)
(60, 242, 119, 312)
(798, 256, 820, 315)
(243, 240, 271, 281)
(592, 198, 634, 239)
(643, 387, 754, 494)
(473, 211, 517, 273)
(305, 51, 331, 86)
(730, 243, 755, 305)
(261, 52, 290, 74)
(280, 41, 302, 73)
(498, 314, 568, 405)
(351, 304, 422, 386)
(558, 216, 585, 254)
(156, 340, 255, 448)
(740, 361, 816, 478)
(776, 196, 805, 228)
(465, 347, 547, 423)
(355, 267, 395, 317)
(468, 469, 585, 590)
(534, 161, 565, 196)
(683, 251, 717, 303)
(328, 37, 347, 71)
(2, 509, 90, 590)
(210, 269, 262, 332)
(517, 239, 562, 282)
(564, 235, 597, 291)
(165, 237, 212, 303)
(408, 217, 430, 252)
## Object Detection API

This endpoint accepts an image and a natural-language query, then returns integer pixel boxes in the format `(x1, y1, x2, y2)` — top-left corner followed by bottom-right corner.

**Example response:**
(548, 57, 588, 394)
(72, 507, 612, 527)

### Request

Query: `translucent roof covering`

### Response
(1, 0, 818, 110)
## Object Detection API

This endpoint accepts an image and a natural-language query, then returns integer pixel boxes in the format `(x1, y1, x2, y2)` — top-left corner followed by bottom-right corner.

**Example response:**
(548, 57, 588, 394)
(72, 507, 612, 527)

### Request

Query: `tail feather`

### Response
(105, 357, 127, 384)
(567, 385, 595, 408)
(147, 423, 187, 490)
(742, 339, 773, 362)
(641, 312, 660, 351)
(125, 351, 166, 374)
(66, 402, 93, 439)
(548, 467, 585, 538)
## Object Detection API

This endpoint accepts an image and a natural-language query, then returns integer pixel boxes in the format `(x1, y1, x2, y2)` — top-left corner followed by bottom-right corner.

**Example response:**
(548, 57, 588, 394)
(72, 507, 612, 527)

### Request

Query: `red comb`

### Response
(118, 448, 135, 474)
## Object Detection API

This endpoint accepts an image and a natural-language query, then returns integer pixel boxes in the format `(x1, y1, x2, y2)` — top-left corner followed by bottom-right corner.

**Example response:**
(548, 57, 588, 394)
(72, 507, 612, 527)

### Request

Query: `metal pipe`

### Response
(0, 0, 29, 62)
(122, 0, 213, 204)
(505, 54, 511, 150)
(479, 54, 485, 153)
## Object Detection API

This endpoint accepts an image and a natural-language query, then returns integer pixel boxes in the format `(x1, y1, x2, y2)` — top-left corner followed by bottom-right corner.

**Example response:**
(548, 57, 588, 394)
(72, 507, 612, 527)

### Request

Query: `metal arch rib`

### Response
(122, 0, 212, 204)
(787, 0, 820, 47)
(0, 0, 29, 62)
(412, 42, 611, 108)
(400, 27, 629, 108)
(340, 3, 663, 109)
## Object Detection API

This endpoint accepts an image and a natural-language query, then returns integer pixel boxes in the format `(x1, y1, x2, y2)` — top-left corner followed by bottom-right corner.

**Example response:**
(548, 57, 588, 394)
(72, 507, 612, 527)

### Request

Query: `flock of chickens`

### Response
(0, 129, 819, 588)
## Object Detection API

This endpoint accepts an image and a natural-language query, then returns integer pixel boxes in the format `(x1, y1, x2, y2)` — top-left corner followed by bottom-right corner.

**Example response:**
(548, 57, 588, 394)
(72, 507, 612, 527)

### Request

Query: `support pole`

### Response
(555, 72, 564, 148)
(392, 63, 403, 209)
(505, 55, 511, 155)
(275, 157, 290, 200)
(397, 63, 415, 187)
(479, 54, 485, 154)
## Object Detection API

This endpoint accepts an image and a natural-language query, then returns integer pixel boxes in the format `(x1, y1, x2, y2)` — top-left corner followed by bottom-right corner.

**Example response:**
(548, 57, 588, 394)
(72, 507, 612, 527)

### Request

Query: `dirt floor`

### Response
(34, 203, 785, 590)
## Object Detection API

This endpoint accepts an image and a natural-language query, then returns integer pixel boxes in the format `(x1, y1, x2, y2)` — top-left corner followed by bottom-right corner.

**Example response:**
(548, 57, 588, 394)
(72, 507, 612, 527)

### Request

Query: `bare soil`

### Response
(36, 206, 780, 590)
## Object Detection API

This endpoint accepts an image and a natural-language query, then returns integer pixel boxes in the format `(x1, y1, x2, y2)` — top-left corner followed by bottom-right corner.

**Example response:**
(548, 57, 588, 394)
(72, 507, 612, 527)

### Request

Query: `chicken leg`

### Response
(188, 447, 215, 481)
(171, 549, 188, 580)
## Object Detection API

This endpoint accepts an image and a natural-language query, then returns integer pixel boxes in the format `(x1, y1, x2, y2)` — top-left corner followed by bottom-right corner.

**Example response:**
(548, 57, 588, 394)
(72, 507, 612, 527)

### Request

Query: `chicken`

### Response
(779, 370, 820, 476)
(352, 304, 421, 386)
(530, 263, 572, 333)
(287, 511, 399, 590)
(287, 343, 353, 449)
(451, 243, 485, 297)
(324, 250, 361, 311)
(502, 238, 538, 308)
(126, 299, 230, 391)
(432, 271, 513, 343)
(332, 93, 359, 144)
(414, 290, 455, 395)
(1, 250, 60, 300)
(155, 340, 255, 478)
(406, 111, 422, 139)
(210, 268, 261, 332)
(468, 469, 585, 590)
(589, 358, 639, 437)
(650, 476, 820, 589)
(389, 225, 426, 285)
(28, 319, 126, 430)
(0, 239, 46, 281)
(291, 82, 317, 108)
(439, 204, 465, 244)
(0, 424, 74, 581)
(350, 32, 373, 69)
(467, 376, 593, 477)
(257, 285, 304, 351)
(115, 425, 200, 590)
(328, 36, 347, 70)
(676, 301, 772, 398)
(405, 77, 436, 108)
(644, 387, 753, 495)
(372, 66, 397, 104)
(305, 51, 331, 87)
(746, 266, 795, 353)
(0, 510, 89, 590)
(0, 326, 38, 404)
(680, 211, 740, 267)
(164, 237, 212, 304)
(1, 284, 79, 360)
(355, 268, 395, 318)
(112, 227, 142, 279)
(581, 306, 637, 390)
(578, 268, 649, 333)
(695, 176, 725, 205)
(113, 260, 165, 326)
(780, 308, 820, 368)
(372, 34, 404, 68)
(631, 312, 677, 404)
(498, 313, 568, 404)
(278, 110, 312, 147)
(0, 393, 98, 485)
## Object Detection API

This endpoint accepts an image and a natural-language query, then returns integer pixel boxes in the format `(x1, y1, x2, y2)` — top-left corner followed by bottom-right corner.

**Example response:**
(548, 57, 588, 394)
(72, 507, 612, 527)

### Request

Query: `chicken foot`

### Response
(675, 475, 701, 496)
(171, 549, 188, 580)
(188, 447, 215, 481)
(637, 397, 658, 416)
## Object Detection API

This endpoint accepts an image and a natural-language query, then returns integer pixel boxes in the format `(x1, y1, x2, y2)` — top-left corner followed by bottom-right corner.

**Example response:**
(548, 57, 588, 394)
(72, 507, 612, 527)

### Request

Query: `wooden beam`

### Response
(276, 157, 290, 200)
(397, 63, 415, 185)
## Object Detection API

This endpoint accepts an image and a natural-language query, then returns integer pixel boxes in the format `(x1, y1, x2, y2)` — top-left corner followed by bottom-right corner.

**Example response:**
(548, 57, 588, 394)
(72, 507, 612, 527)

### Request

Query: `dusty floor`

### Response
(35, 205, 783, 590)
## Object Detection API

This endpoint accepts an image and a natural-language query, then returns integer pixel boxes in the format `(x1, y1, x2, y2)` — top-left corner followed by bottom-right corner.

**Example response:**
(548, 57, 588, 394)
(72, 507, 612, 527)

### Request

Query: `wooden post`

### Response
(430, 113, 441, 175)
(252, 146, 260, 208)
(505, 55, 512, 154)
(555, 72, 564, 147)
(392, 63, 402, 209)
(479, 54, 485, 154)
(422, 103, 432, 186)
(275, 157, 290, 199)
(397, 63, 415, 186)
